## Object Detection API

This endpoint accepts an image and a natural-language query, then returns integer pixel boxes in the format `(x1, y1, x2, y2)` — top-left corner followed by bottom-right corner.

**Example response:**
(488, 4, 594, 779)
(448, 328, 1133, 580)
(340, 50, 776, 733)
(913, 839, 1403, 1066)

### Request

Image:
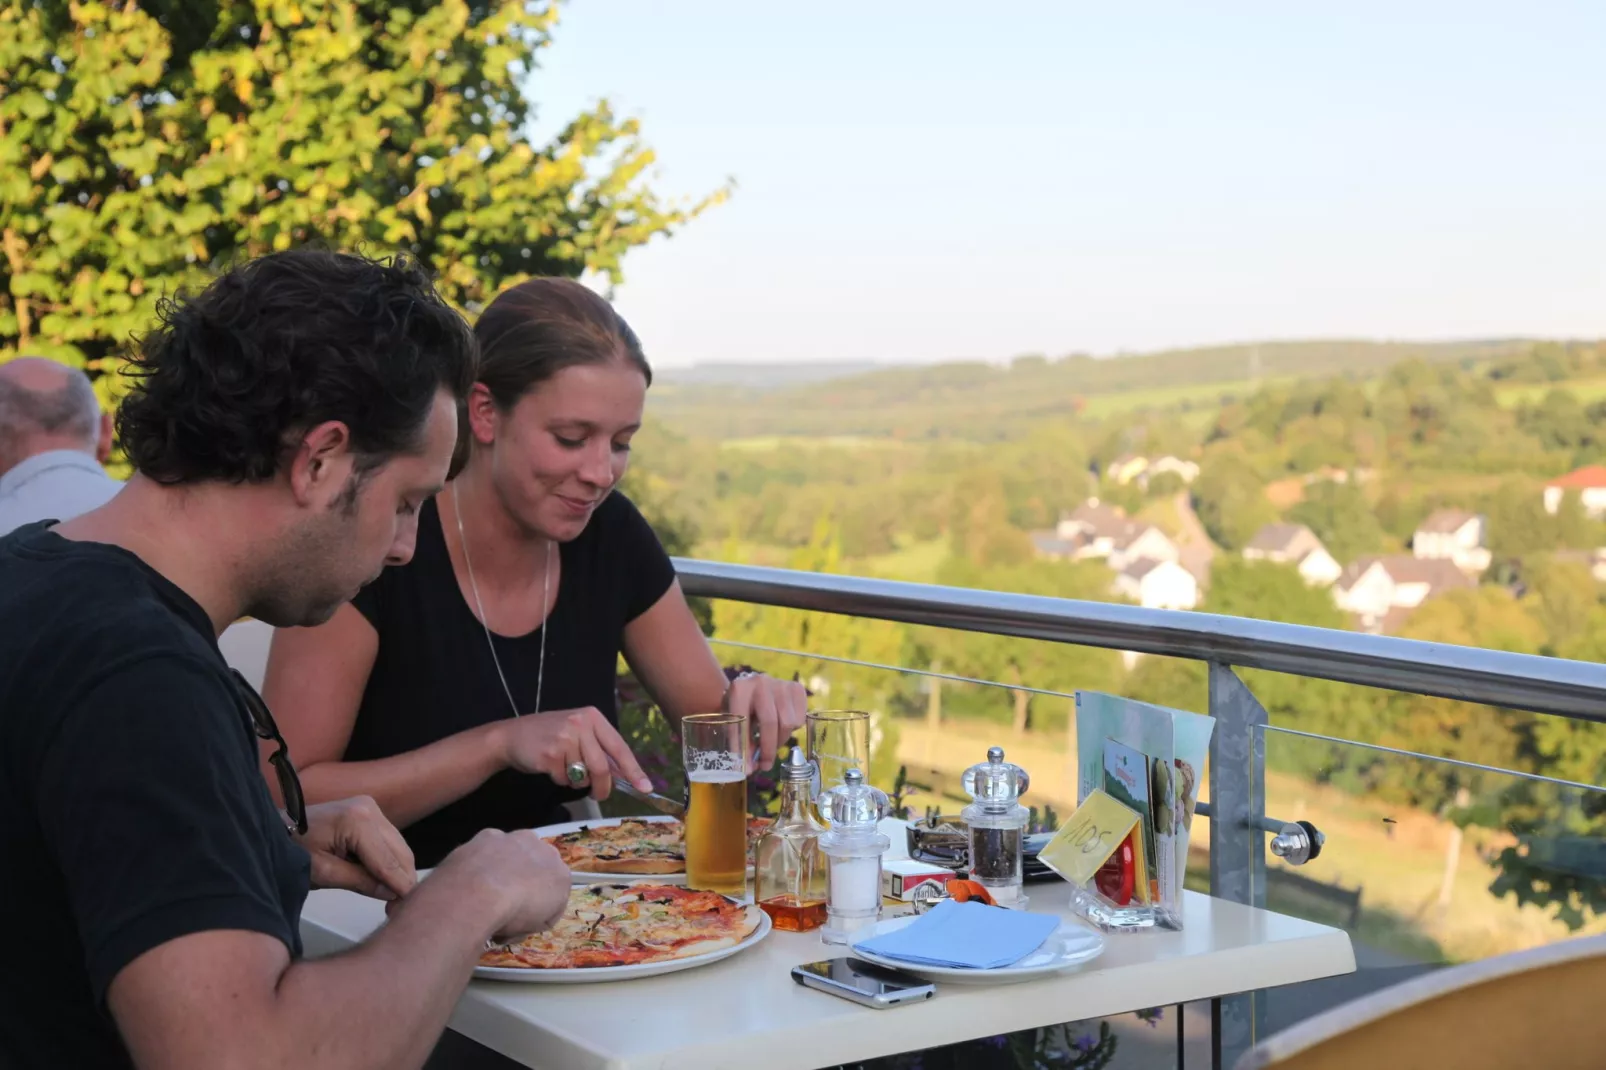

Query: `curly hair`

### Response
(118, 249, 478, 484)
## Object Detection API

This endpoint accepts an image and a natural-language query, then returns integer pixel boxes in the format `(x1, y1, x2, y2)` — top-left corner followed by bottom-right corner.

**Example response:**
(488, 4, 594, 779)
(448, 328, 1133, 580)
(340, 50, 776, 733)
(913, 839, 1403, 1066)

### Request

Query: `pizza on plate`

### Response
(479, 883, 764, 969)
(546, 816, 772, 875)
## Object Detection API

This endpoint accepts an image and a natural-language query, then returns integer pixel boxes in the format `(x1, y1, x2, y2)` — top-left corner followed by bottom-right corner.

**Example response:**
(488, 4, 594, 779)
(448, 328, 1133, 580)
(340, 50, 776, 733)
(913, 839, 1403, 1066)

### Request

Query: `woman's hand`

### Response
(724, 673, 809, 771)
(494, 706, 652, 800)
(298, 795, 417, 900)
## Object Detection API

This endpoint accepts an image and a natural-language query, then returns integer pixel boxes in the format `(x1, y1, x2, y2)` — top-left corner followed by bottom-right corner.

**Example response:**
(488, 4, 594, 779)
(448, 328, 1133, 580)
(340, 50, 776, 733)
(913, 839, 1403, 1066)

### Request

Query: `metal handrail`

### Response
(674, 558, 1606, 724)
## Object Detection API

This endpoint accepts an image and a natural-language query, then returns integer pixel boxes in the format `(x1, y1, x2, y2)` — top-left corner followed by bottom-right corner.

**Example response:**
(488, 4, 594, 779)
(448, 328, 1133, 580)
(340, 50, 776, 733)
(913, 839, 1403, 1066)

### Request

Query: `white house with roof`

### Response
(1107, 524, 1180, 572)
(1029, 531, 1087, 561)
(1242, 523, 1343, 587)
(1411, 509, 1491, 575)
(1053, 499, 1132, 558)
(1145, 455, 1200, 485)
(1105, 455, 1150, 486)
(1333, 555, 1475, 633)
(1113, 558, 1199, 610)
(1544, 466, 1606, 518)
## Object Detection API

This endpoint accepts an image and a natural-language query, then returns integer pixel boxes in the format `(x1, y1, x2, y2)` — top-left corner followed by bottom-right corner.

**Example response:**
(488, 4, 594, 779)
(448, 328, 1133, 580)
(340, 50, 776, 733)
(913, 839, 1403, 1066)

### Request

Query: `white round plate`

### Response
(850, 914, 1105, 985)
(533, 814, 690, 885)
(473, 902, 771, 984)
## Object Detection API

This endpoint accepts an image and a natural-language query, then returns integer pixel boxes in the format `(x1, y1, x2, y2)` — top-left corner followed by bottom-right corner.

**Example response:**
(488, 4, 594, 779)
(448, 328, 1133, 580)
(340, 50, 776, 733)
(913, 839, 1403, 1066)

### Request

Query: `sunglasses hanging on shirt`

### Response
(231, 669, 308, 836)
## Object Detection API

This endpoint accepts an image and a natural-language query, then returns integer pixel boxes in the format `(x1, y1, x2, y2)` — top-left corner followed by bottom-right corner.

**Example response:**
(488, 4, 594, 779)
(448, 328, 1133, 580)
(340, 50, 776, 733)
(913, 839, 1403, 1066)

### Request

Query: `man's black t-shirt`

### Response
(348, 491, 677, 867)
(0, 522, 310, 1068)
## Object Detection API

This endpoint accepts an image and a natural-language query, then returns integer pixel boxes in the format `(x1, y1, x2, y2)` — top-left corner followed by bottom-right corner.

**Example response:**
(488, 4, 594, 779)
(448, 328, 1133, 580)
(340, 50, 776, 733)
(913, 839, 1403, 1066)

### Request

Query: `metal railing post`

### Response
(1208, 662, 1269, 1070)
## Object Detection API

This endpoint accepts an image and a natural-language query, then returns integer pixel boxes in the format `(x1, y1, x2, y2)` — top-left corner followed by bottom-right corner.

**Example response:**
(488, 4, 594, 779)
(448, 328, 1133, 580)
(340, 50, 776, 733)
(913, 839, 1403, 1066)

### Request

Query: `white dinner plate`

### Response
(473, 902, 772, 984)
(850, 914, 1105, 985)
(532, 814, 762, 885)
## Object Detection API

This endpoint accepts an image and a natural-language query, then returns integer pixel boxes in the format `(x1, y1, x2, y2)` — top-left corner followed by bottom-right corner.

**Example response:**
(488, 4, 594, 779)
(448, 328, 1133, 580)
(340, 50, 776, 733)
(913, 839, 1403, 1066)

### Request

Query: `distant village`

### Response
(1030, 453, 1606, 635)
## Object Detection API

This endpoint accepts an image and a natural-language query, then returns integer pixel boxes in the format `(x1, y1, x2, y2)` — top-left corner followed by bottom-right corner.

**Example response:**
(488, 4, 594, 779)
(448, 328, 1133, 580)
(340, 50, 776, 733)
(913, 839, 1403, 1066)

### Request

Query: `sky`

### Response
(527, 2, 1606, 369)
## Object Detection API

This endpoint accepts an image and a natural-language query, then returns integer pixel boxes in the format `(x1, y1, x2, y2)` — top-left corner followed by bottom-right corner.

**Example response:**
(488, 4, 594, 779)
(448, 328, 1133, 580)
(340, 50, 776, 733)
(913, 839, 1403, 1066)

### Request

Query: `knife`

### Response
(612, 777, 686, 818)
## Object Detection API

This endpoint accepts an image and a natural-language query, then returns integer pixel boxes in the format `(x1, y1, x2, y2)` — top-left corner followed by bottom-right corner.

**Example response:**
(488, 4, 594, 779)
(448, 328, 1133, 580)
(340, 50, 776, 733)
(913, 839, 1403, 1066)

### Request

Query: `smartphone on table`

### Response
(791, 957, 936, 1008)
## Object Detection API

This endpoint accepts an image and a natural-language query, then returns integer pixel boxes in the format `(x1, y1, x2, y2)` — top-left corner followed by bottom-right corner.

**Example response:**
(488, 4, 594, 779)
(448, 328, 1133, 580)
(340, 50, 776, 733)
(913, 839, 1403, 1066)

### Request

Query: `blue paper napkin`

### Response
(853, 901, 1060, 970)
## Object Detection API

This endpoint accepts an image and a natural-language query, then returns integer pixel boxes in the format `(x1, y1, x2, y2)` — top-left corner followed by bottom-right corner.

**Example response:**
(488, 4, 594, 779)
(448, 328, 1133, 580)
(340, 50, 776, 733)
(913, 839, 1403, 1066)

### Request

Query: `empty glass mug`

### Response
(805, 709, 871, 801)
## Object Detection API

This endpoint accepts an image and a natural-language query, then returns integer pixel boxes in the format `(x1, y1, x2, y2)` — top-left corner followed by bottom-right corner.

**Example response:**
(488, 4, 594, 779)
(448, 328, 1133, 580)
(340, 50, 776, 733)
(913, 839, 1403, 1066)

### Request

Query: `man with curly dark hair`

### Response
(0, 249, 573, 1070)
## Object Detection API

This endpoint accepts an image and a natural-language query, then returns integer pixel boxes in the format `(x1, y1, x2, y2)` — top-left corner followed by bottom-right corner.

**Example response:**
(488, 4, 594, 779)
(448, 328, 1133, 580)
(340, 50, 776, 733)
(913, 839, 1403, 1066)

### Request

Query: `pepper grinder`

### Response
(818, 768, 890, 945)
(960, 746, 1031, 909)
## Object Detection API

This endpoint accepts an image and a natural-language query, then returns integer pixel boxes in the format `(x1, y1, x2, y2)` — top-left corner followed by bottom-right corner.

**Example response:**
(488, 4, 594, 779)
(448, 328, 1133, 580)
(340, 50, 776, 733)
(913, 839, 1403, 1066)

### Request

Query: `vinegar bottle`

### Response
(754, 749, 830, 932)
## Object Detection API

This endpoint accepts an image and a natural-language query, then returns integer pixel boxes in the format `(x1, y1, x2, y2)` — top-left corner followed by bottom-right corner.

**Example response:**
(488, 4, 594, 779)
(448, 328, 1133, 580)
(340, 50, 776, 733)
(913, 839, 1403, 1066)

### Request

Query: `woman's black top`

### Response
(347, 491, 677, 867)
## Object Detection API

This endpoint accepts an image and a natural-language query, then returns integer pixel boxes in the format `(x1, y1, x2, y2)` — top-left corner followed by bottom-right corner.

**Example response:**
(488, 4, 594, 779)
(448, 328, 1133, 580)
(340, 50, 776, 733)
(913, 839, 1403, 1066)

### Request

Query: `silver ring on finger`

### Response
(565, 761, 588, 787)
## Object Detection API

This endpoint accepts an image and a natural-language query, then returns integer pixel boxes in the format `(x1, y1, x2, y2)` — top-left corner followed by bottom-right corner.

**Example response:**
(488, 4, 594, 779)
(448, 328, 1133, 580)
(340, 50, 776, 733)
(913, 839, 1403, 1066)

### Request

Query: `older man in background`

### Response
(0, 357, 121, 534)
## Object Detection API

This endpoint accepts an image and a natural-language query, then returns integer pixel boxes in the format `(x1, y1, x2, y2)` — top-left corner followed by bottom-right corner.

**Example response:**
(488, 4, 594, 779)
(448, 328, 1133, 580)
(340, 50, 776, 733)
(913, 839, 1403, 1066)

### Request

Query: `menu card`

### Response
(1073, 692, 1215, 921)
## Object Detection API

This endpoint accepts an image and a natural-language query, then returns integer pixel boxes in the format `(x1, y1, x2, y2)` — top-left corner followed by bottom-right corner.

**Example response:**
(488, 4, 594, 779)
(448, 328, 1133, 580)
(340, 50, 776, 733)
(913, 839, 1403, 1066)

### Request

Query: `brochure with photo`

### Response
(1101, 737, 1159, 904)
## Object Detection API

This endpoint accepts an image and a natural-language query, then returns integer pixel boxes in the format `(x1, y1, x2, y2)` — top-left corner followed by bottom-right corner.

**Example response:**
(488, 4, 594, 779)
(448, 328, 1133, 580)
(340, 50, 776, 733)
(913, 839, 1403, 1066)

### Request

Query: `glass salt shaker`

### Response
(960, 746, 1031, 909)
(818, 767, 890, 945)
(754, 749, 829, 932)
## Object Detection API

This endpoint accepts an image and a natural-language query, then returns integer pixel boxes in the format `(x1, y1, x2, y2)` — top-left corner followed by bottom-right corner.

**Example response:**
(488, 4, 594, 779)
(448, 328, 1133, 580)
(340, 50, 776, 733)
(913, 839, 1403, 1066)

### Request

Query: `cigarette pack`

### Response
(881, 859, 954, 901)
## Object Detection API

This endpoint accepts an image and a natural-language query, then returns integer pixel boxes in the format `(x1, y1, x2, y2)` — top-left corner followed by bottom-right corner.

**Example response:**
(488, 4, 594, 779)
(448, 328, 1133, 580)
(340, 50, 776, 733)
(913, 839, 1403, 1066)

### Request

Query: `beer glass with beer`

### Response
(805, 710, 871, 801)
(682, 712, 748, 895)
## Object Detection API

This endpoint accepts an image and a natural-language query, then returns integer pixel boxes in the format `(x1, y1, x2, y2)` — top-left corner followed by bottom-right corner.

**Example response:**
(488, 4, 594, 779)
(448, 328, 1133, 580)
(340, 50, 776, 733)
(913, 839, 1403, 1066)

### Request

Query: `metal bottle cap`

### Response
(780, 747, 815, 782)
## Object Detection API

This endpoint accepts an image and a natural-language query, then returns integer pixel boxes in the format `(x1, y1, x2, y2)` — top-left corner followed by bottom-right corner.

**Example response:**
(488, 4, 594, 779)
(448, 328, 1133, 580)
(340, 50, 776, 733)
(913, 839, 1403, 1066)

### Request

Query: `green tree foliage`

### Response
(1286, 480, 1387, 563)
(1203, 559, 1347, 629)
(947, 467, 1033, 567)
(1520, 557, 1598, 654)
(1479, 480, 1606, 564)
(709, 520, 909, 715)
(1402, 586, 1545, 655)
(0, 0, 719, 384)
(1520, 389, 1594, 453)
(998, 424, 1093, 531)
(1143, 470, 1185, 499)
(1192, 452, 1275, 550)
(914, 557, 1125, 733)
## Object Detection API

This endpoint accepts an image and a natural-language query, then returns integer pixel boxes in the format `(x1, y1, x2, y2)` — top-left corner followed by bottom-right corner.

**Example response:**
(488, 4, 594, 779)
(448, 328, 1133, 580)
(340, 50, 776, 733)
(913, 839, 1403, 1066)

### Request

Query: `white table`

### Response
(301, 881, 1354, 1070)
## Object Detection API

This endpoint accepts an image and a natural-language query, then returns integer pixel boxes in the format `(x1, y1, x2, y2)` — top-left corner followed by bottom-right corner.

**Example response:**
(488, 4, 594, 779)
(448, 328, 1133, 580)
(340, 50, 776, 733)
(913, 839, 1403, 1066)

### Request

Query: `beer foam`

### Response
(687, 767, 745, 784)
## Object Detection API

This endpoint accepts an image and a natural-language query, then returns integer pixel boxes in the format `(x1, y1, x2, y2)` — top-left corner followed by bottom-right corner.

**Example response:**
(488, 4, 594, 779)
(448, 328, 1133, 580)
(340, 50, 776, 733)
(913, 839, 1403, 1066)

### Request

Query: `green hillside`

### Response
(651, 339, 1534, 441)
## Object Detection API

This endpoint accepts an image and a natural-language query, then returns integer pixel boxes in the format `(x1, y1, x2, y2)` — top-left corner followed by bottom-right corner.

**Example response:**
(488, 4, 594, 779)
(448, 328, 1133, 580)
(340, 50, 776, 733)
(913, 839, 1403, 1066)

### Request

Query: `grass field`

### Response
(858, 537, 950, 583)
(718, 434, 911, 452)
(1075, 377, 1291, 418)
(1494, 378, 1606, 407)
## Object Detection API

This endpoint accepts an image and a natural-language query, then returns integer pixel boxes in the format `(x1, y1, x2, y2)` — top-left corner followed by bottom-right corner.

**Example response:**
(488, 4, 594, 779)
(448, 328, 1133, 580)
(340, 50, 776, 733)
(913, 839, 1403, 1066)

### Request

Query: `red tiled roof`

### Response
(1546, 466, 1606, 490)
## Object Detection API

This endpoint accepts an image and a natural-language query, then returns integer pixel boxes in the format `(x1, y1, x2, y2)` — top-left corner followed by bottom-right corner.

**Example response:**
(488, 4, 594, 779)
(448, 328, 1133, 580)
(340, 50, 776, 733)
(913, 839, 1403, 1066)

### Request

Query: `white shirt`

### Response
(0, 449, 122, 536)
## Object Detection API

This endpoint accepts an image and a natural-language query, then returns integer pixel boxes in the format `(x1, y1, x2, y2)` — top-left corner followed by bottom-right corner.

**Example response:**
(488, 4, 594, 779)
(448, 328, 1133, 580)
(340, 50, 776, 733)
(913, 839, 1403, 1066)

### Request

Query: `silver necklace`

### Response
(451, 483, 551, 719)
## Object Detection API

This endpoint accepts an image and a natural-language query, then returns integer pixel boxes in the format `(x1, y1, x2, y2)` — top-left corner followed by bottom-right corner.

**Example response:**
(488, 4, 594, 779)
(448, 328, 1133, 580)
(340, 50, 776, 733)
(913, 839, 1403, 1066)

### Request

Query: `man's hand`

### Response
(425, 828, 572, 940)
(298, 796, 416, 901)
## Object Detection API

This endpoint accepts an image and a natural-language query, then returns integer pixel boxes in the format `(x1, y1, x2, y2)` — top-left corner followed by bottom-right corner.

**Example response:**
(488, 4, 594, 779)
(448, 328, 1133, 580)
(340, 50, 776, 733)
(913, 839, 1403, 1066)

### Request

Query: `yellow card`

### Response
(1037, 789, 1142, 886)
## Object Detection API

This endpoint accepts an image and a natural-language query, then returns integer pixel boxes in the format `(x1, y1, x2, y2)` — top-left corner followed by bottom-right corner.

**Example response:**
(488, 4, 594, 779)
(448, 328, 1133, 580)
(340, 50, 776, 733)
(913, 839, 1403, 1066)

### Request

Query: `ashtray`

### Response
(907, 814, 968, 869)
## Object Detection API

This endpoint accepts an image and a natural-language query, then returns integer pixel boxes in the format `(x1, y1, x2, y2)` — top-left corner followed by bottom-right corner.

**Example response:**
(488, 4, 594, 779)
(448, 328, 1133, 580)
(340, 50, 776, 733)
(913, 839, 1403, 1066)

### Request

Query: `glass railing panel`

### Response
(1248, 723, 1606, 1043)
(702, 636, 1082, 825)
